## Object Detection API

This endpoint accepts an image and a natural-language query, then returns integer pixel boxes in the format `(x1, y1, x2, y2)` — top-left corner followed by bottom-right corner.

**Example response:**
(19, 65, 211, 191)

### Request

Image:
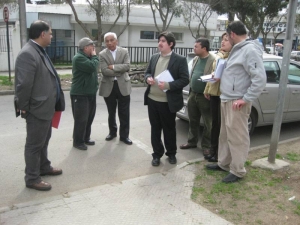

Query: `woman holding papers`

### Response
(203, 33, 232, 162)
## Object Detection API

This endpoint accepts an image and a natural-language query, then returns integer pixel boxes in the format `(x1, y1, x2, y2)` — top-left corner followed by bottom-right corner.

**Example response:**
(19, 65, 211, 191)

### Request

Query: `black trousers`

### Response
(71, 95, 96, 146)
(210, 96, 221, 153)
(24, 113, 52, 185)
(104, 81, 130, 138)
(147, 98, 177, 159)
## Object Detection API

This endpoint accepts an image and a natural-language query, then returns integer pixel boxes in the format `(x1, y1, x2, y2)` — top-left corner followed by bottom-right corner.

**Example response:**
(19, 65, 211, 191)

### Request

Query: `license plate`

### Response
(180, 106, 186, 113)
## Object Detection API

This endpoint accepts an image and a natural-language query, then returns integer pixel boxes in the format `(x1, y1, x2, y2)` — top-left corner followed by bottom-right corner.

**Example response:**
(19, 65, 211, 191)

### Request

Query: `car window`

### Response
(288, 63, 300, 85)
(263, 61, 280, 83)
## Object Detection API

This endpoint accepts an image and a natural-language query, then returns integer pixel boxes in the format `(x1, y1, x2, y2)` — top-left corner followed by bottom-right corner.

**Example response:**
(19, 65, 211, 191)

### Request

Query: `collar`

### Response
(160, 51, 172, 57)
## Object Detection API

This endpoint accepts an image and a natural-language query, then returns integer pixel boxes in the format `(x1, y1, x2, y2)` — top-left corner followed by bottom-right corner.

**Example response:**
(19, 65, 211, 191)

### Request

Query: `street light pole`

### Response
(268, 0, 298, 163)
(19, 0, 27, 48)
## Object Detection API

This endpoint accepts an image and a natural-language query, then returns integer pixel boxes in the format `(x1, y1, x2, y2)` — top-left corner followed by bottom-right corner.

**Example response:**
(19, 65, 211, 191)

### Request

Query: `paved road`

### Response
(1, 87, 300, 209)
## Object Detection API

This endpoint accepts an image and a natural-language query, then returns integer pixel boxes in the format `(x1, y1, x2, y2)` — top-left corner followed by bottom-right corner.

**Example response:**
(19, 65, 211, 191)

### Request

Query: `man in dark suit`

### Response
(14, 20, 64, 191)
(99, 32, 132, 145)
(144, 31, 189, 166)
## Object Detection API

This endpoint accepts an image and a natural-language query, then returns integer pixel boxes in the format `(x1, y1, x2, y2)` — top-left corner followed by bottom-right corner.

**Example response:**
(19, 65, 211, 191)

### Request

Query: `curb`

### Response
(0, 83, 146, 96)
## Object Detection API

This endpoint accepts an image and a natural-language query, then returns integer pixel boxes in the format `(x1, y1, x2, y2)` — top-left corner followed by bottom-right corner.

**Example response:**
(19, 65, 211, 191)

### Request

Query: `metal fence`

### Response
(45, 46, 195, 65)
(0, 34, 12, 52)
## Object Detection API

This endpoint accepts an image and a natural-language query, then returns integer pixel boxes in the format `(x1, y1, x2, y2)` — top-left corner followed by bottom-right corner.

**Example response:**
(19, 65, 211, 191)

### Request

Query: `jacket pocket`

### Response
(30, 96, 48, 108)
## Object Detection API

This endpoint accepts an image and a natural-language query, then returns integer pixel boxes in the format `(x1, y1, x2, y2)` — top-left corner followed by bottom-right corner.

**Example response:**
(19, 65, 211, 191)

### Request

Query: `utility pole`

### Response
(19, 0, 27, 48)
(268, 0, 298, 163)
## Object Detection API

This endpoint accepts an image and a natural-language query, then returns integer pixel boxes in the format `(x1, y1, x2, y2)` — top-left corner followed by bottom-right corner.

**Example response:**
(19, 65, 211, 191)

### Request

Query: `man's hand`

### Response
(158, 81, 165, 90)
(108, 65, 114, 70)
(204, 94, 210, 100)
(232, 99, 246, 110)
(91, 48, 96, 56)
(147, 77, 156, 85)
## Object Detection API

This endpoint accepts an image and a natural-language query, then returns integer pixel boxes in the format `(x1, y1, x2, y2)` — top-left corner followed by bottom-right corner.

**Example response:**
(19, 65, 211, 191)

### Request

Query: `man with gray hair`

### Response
(99, 32, 132, 145)
(70, 37, 99, 150)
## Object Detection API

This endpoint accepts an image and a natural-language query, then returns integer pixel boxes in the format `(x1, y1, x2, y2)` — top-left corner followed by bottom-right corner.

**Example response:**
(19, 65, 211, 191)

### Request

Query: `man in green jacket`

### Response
(71, 37, 99, 150)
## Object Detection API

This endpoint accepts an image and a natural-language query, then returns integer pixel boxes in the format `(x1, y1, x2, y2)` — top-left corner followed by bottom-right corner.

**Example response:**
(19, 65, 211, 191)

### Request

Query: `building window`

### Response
(140, 31, 183, 41)
(173, 32, 183, 41)
(65, 30, 71, 38)
(92, 29, 98, 38)
(140, 31, 158, 39)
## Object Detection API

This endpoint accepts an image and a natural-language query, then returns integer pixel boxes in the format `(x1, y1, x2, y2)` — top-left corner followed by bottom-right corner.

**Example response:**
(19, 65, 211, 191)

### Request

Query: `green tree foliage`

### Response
(202, 0, 288, 39)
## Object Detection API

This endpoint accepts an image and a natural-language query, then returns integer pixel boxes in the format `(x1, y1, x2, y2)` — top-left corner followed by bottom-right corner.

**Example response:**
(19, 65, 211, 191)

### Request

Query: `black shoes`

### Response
(152, 158, 160, 166)
(85, 140, 95, 145)
(73, 144, 88, 150)
(120, 137, 133, 145)
(222, 173, 241, 183)
(206, 164, 227, 172)
(168, 155, 177, 164)
(208, 156, 218, 162)
(105, 134, 117, 141)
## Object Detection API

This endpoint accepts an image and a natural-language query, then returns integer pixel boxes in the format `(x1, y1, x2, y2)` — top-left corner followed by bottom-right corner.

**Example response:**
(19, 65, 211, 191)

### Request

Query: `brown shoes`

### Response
(26, 180, 52, 191)
(180, 143, 197, 149)
(40, 168, 63, 176)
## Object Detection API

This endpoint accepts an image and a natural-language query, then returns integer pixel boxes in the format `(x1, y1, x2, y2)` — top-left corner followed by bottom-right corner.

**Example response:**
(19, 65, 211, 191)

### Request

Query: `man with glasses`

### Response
(71, 37, 99, 150)
(14, 20, 64, 191)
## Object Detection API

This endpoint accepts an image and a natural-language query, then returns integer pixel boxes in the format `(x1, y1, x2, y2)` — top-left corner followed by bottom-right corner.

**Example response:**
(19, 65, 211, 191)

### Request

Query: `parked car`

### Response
(177, 54, 300, 134)
(291, 51, 300, 61)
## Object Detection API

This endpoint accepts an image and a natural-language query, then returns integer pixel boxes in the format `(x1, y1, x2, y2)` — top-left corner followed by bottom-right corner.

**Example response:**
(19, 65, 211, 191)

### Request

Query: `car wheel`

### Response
(248, 109, 257, 135)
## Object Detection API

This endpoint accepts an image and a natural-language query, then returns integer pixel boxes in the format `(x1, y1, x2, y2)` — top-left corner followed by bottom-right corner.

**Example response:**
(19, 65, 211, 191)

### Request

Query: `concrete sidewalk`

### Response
(0, 162, 232, 225)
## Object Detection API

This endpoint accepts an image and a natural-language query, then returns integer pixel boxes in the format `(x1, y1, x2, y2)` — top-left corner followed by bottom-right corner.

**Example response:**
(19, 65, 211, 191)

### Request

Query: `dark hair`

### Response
(29, 20, 50, 39)
(195, 38, 210, 52)
(221, 32, 227, 39)
(226, 21, 247, 36)
(158, 31, 176, 50)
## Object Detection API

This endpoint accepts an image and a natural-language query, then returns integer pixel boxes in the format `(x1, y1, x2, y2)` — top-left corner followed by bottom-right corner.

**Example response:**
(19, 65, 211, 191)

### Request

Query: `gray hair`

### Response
(104, 32, 117, 40)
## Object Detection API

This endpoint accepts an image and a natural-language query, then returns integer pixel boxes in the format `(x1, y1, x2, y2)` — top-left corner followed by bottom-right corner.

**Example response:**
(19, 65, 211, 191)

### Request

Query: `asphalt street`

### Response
(1, 87, 300, 210)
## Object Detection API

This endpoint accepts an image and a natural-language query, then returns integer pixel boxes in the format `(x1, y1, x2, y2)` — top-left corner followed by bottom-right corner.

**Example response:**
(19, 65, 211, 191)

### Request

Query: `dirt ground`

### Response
(193, 139, 300, 225)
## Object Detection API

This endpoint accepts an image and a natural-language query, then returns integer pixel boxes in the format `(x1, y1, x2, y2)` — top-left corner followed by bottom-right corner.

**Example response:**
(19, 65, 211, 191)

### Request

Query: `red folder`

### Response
(52, 111, 62, 129)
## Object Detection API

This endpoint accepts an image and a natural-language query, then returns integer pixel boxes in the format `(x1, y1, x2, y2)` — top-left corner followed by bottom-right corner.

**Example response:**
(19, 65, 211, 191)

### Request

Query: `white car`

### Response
(177, 54, 300, 134)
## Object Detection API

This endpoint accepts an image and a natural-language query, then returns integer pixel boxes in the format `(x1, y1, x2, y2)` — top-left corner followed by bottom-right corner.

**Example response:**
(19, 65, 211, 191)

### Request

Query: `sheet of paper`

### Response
(214, 58, 226, 79)
(155, 70, 174, 92)
(155, 70, 174, 83)
(198, 74, 215, 83)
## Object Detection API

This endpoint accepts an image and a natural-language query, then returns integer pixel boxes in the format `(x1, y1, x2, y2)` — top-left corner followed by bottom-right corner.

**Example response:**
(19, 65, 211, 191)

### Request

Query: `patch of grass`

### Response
(58, 74, 72, 79)
(283, 185, 292, 191)
(245, 160, 252, 166)
(291, 200, 300, 215)
(0, 76, 13, 86)
(277, 204, 285, 211)
(276, 153, 284, 159)
(286, 152, 300, 161)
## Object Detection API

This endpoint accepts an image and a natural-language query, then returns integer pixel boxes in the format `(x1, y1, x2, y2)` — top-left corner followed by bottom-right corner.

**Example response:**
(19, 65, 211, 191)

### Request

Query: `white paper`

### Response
(155, 70, 174, 83)
(214, 58, 226, 79)
(155, 70, 174, 92)
(198, 74, 215, 83)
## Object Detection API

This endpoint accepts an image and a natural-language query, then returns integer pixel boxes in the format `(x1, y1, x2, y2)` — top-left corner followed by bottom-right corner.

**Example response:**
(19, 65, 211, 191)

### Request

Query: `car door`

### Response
(257, 60, 289, 123)
(286, 62, 300, 120)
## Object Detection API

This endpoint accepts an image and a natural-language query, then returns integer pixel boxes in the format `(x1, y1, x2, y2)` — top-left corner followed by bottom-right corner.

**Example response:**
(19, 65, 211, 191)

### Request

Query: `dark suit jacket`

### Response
(14, 41, 64, 120)
(99, 46, 131, 97)
(144, 52, 189, 113)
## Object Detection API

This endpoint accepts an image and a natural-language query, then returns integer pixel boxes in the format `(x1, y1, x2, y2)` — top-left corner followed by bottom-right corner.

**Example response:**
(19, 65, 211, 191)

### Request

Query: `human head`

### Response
(226, 21, 247, 45)
(104, 32, 118, 51)
(194, 38, 210, 57)
(220, 32, 232, 52)
(29, 20, 52, 47)
(158, 31, 176, 50)
(78, 37, 95, 56)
